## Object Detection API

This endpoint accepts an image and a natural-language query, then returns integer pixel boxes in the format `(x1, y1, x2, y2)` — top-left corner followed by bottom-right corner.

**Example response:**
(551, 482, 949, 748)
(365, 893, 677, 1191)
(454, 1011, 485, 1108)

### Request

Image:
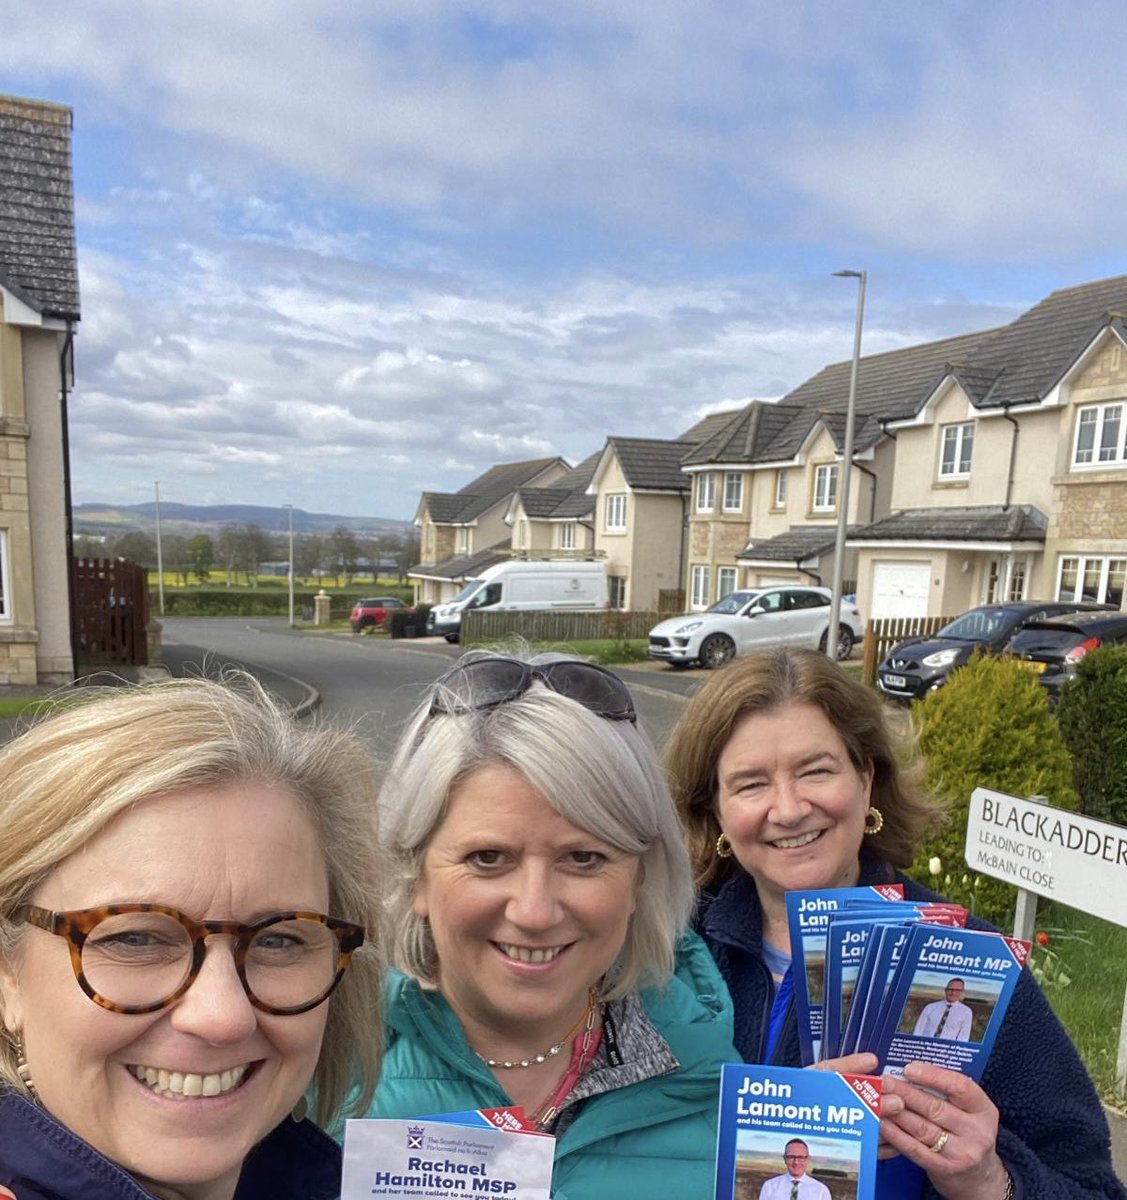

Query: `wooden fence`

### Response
(72, 557, 150, 667)
(463, 609, 662, 646)
(861, 614, 954, 684)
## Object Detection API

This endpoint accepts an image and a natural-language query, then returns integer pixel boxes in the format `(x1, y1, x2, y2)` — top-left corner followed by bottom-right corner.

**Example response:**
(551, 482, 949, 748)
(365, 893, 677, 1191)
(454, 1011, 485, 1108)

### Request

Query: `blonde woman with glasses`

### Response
(0, 676, 384, 1200)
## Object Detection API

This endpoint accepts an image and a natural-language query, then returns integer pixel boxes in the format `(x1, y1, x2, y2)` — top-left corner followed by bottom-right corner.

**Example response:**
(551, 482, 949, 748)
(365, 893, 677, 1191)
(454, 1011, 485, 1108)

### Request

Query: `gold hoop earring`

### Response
(14, 1031, 37, 1101)
(716, 833, 733, 858)
(863, 806, 884, 836)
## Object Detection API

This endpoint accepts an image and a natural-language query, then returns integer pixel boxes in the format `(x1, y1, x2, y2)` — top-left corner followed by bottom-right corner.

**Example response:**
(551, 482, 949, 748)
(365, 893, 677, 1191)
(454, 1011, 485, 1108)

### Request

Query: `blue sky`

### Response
(4, 1, 1126, 520)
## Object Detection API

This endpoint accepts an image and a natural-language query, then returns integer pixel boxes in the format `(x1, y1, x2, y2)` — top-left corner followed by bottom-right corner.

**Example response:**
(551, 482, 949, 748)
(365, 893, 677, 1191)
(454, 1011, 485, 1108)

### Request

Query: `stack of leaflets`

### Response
(342, 1108, 554, 1199)
(785, 887, 1031, 1085)
(714, 1063, 882, 1200)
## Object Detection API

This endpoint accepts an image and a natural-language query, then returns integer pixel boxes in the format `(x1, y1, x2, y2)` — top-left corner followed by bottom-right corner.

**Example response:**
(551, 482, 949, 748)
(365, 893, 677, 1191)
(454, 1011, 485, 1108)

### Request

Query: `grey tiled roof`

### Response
(737, 524, 858, 563)
(0, 94, 80, 320)
(516, 487, 574, 518)
(959, 274, 1127, 407)
(610, 437, 694, 491)
(409, 541, 510, 581)
(513, 451, 599, 520)
(848, 505, 1048, 544)
(423, 457, 567, 524)
(677, 409, 745, 445)
(780, 328, 997, 423)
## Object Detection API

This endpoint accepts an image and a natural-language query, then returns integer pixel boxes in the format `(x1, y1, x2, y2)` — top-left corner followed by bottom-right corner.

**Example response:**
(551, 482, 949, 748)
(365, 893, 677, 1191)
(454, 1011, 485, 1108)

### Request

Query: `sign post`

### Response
(965, 787, 1127, 1092)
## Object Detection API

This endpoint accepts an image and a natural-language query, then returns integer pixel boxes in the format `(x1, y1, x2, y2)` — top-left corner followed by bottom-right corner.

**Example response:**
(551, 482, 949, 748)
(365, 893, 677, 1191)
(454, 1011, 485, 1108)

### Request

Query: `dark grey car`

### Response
(875, 600, 1114, 701)
(1006, 610, 1127, 701)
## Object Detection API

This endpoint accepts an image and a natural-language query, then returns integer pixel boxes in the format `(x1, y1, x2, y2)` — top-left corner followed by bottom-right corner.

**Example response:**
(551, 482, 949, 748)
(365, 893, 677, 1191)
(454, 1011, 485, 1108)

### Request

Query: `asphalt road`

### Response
(159, 618, 701, 776)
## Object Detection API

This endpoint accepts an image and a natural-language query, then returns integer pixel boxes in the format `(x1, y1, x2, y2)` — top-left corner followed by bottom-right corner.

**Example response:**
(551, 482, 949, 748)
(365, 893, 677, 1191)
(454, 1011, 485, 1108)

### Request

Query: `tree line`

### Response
(72, 524, 420, 587)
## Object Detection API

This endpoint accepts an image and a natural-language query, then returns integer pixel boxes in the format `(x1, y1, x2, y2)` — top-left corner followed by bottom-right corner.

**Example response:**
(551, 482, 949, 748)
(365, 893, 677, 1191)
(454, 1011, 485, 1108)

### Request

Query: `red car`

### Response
(349, 596, 408, 632)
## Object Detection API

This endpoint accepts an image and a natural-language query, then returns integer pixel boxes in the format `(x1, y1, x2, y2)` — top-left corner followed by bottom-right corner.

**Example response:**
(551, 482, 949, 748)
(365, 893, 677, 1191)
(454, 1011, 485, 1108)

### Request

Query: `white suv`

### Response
(648, 586, 864, 669)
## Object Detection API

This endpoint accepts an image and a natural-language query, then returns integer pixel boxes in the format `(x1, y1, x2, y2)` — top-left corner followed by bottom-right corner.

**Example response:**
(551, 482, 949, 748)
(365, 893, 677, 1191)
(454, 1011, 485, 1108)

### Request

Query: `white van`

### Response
(426, 560, 608, 642)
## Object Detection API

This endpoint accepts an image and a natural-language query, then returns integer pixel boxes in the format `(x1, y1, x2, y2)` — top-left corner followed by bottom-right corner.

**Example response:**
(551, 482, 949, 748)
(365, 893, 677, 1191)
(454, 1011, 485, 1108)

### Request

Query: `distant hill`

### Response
(74, 502, 413, 539)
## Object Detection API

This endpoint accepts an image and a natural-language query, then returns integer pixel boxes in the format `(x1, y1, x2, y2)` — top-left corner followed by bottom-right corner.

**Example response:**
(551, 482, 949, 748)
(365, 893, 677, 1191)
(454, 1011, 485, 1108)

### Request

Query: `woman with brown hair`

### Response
(666, 647, 1123, 1200)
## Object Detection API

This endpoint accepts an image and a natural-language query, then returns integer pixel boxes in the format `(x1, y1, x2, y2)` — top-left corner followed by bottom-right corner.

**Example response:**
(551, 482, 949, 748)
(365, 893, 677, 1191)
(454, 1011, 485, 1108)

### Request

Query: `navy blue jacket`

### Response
(0, 1089, 342, 1200)
(697, 855, 1127, 1200)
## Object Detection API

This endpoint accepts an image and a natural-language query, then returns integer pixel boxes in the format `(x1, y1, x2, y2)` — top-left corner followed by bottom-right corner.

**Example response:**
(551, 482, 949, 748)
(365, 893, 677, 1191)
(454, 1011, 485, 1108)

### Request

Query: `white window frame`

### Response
(717, 565, 738, 599)
(455, 527, 469, 555)
(695, 473, 715, 513)
(604, 493, 627, 531)
(774, 470, 787, 509)
(0, 529, 9, 622)
(690, 564, 711, 609)
(1057, 554, 1127, 607)
(939, 422, 975, 479)
(813, 464, 838, 513)
(559, 521, 576, 550)
(722, 472, 744, 512)
(607, 574, 627, 609)
(1073, 402, 1127, 468)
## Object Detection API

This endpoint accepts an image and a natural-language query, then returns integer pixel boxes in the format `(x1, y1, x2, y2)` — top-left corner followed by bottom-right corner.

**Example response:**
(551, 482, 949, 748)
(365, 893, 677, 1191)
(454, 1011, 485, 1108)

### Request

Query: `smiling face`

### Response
(413, 764, 638, 1056)
(715, 702, 872, 945)
(0, 782, 331, 1200)
(784, 1139, 810, 1178)
(945, 980, 966, 1002)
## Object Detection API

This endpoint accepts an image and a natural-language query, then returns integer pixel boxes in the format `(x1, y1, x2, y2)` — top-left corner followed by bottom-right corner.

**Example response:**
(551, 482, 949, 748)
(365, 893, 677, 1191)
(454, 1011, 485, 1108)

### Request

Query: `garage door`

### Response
(871, 561, 930, 619)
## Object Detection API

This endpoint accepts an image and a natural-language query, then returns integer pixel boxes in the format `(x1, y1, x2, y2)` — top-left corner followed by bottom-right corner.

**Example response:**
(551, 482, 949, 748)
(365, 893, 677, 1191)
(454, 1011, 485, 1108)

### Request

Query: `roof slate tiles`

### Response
(849, 505, 1048, 543)
(0, 94, 80, 319)
(609, 437, 694, 491)
(736, 524, 855, 563)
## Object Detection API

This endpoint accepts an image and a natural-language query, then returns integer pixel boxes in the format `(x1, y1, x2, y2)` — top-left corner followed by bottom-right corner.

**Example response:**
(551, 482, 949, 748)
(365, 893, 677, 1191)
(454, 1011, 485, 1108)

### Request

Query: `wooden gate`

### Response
(72, 557, 150, 666)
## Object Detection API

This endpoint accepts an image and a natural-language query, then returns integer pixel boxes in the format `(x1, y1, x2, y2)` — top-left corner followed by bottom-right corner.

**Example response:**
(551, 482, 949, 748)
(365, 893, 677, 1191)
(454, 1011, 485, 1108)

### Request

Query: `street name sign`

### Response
(965, 787, 1127, 929)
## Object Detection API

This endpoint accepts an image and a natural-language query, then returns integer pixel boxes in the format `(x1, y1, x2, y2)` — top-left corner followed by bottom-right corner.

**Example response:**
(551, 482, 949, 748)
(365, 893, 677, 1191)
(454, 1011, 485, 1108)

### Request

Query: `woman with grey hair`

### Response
(365, 651, 739, 1199)
(0, 675, 385, 1200)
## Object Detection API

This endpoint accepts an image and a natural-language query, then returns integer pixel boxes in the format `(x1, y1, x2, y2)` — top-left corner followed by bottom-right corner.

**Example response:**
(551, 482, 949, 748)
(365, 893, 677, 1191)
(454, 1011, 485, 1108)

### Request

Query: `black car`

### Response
(875, 601, 1114, 701)
(1006, 610, 1127, 701)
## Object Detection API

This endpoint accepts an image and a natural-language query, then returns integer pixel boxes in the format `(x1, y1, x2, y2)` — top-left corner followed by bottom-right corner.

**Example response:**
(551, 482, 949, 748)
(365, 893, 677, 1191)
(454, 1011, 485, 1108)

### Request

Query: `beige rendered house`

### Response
(849, 275, 1127, 619)
(409, 456, 568, 604)
(0, 95, 80, 685)
(503, 452, 600, 560)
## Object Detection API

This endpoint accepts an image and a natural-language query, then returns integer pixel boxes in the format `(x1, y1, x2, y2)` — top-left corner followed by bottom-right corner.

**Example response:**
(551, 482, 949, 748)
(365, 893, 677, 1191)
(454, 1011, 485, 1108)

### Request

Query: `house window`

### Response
(939, 422, 974, 478)
(1074, 403, 1127, 466)
(1058, 555, 1127, 607)
(695, 473, 715, 513)
(722, 472, 744, 512)
(690, 565, 711, 609)
(1008, 557, 1029, 602)
(0, 529, 9, 621)
(455, 527, 469, 554)
(774, 471, 787, 509)
(608, 575, 627, 609)
(560, 522, 576, 550)
(604, 493, 627, 531)
(813, 464, 838, 513)
(717, 566, 738, 599)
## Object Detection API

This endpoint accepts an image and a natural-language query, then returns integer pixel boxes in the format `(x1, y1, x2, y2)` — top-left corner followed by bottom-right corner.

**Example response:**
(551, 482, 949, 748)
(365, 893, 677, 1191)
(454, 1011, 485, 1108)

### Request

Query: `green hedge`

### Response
(1056, 643, 1127, 827)
(157, 587, 413, 618)
(911, 655, 1077, 924)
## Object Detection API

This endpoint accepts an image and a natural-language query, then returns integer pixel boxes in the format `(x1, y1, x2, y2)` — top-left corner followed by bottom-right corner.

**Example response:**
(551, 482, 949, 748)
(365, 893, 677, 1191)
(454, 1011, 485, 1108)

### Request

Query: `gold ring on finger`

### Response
(929, 1129, 950, 1155)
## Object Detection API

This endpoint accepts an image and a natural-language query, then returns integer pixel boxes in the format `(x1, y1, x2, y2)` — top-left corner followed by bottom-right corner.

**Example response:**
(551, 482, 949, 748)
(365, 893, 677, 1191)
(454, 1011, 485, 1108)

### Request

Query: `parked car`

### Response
(875, 600, 1114, 701)
(1005, 610, 1127, 702)
(349, 596, 408, 632)
(648, 586, 864, 670)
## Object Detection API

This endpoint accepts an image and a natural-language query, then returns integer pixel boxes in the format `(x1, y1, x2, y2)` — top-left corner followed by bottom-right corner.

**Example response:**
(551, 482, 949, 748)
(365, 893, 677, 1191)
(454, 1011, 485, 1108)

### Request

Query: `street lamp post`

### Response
(154, 480, 165, 617)
(286, 504, 295, 628)
(828, 269, 867, 659)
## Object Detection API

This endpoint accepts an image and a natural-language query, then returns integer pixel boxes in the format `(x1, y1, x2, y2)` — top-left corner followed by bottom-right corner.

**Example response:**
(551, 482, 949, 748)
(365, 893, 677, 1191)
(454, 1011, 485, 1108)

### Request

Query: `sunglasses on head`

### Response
(427, 657, 636, 723)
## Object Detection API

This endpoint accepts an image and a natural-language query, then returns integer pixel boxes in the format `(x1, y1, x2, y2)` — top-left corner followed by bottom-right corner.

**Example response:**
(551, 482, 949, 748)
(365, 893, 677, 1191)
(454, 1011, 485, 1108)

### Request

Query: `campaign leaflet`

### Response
(341, 1110, 555, 1200)
(714, 1063, 882, 1200)
(785, 885, 904, 1064)
(823, 904, 969, 1060)
(868, 925, 1031, 1082)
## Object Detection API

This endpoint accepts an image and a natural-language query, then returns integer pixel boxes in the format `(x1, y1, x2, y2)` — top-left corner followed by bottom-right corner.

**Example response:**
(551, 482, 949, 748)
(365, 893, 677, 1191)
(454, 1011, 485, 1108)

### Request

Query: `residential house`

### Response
(849, 274, 1127, 619)
(586, 435, 700, 611)
(0, 94, 80, 684)
(503, 452, 600, 559)
(409, 457, 569, 605)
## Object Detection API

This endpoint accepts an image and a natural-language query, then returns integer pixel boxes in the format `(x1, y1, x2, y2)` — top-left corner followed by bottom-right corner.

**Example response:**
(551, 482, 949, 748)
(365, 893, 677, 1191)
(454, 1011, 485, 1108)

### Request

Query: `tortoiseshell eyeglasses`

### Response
(15, 903, 365, 1016)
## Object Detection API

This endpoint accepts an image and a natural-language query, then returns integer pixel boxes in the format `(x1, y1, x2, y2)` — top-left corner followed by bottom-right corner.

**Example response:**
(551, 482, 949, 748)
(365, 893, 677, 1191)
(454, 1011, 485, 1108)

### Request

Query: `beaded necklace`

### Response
(473, 990, 599, 1070)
